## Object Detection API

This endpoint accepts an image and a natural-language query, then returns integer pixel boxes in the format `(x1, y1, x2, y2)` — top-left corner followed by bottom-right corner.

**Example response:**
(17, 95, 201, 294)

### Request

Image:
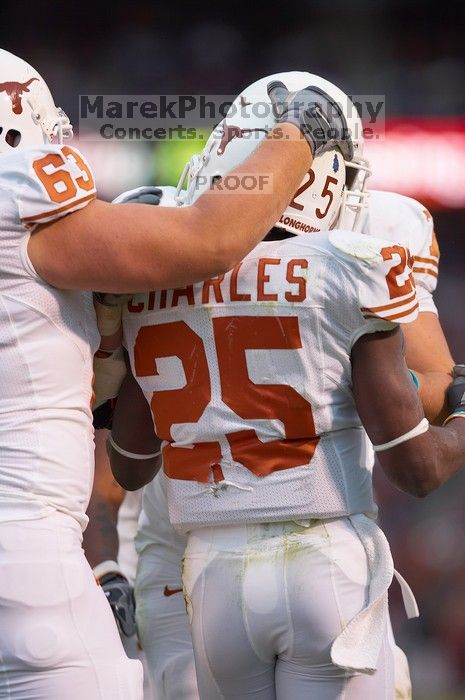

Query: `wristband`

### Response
(443, 410, 465, 426)
(108, 433, 161, 460)
(93, 559, 123, 581)
(408, 369, 420, 390)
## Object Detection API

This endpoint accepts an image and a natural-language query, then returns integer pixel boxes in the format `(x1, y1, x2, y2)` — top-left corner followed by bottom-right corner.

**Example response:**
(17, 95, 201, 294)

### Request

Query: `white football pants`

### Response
(0, 512, 143, 700)
(182, 517, 395, 700)
(135, 545, 199, 700)
(117, 490, 154, 700)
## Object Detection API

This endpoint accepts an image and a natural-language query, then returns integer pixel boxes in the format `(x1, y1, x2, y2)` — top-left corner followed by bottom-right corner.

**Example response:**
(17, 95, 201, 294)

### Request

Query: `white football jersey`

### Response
(124, 230, 418, 532)
(0, 145, 99, 529)
(365, 191, 439, 315)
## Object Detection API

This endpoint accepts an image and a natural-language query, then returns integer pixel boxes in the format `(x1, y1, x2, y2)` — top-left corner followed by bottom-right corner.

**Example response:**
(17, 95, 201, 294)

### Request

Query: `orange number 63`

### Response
(134, 316, 319, 482)
(32, 145, 94, 204)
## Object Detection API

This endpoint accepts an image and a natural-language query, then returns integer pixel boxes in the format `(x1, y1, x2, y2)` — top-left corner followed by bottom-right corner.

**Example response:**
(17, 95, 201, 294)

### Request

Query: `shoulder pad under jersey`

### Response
(329, 230, 418, 326)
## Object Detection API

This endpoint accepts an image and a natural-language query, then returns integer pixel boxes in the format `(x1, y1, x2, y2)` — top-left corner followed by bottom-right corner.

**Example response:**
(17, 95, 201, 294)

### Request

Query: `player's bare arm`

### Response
(393, 197, 453, 424)
(83, 424, 138, 638)
(83, 428, 125, 568)
(403, 312, 454, 424)
(28, 124, 310, 291)
(29, 80, 355, 292)
(109, 368, 162, 491)
(351, 328, 465, 497)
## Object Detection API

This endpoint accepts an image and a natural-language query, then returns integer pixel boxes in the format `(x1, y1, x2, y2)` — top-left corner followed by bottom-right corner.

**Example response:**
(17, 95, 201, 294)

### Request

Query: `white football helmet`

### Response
(177, 71, 371, 233)
(0, 49, 72, 154)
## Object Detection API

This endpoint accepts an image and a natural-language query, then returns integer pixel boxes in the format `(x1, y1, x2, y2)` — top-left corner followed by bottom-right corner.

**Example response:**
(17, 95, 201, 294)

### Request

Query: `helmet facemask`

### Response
(334, 157, 372, 232)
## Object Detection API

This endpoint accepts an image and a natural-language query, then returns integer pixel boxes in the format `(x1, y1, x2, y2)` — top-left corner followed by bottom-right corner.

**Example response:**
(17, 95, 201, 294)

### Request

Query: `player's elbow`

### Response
(380, 451, 442, 498)
(389, 468, 440, 498)
(401, 473, 440, 498)
(112, 465, 158, 491)
(110, 453, 160, 491)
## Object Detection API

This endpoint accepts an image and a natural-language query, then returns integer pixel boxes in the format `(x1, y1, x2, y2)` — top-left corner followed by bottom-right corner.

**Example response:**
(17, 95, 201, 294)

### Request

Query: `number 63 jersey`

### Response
(0, 145, 99, 529)
(123, 231, 418, 532)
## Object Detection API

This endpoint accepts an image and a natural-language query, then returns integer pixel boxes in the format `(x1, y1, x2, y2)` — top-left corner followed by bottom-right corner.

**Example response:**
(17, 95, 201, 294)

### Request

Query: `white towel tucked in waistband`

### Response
(331, 513, 419, 674)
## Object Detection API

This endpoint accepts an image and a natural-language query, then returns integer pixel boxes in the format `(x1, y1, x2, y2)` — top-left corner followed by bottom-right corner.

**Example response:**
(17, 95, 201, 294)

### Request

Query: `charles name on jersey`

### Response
(127, 257, 309, 312)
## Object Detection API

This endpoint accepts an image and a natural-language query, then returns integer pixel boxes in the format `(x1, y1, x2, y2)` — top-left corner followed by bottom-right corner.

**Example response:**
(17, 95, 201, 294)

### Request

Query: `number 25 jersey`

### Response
(123, 230, 418, 532)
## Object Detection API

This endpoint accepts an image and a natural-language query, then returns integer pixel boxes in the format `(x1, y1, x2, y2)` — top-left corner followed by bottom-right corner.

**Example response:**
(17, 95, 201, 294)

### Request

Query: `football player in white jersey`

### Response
(105, 196, 442, 700)
(0, 48, 342, 699)
(108, 75, 465, 699)
(130, 194, 444, 700)
(109, 74, 453, 700)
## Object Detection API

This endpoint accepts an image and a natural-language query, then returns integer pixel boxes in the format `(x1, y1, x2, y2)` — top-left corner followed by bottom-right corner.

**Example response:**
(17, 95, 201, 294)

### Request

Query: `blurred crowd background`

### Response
(1, 0, 465, 697)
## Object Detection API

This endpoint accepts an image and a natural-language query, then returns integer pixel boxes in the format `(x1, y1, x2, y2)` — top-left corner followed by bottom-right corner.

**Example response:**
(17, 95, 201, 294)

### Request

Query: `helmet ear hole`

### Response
(345, 167, 357, 190)
(5, 129, 21, 148)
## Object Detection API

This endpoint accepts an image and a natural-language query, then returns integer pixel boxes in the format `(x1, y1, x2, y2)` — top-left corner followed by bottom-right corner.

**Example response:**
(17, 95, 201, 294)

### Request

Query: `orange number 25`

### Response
(134, 316, 319, 482)
(381, 245, 415, 300)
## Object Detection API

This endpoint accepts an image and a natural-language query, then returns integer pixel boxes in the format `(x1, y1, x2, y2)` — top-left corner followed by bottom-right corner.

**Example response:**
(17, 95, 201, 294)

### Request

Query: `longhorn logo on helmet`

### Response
(0, 78, 38, 115)
(217, 122, 268, 155)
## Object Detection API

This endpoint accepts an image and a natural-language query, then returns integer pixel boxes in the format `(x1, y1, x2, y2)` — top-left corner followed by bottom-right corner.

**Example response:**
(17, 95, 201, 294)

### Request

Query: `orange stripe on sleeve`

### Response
(363, 302, 419, 322)
(413, 267, 438, 278)
(21, 192, 96, 224)
(414, 255, 438, 265)
(361, 289, 417, 314)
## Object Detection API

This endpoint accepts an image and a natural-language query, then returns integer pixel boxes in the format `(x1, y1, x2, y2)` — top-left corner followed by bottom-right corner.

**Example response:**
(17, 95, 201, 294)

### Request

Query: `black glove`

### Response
(92, 398, 116, 430)
(447, 364, 465, 415)
(100, 572, 137, 637)
(267, 81, 353, 161)
(94, 186, 163, 306)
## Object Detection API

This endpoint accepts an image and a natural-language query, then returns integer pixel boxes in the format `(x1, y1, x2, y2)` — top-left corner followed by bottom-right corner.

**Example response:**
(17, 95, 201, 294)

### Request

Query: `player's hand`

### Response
(93, 398, 116, 430)
(99, 572, 137, 637)
(267, 81, 353, 161)
(94, 186, 163, 306)
(447, 364, 465, 414)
